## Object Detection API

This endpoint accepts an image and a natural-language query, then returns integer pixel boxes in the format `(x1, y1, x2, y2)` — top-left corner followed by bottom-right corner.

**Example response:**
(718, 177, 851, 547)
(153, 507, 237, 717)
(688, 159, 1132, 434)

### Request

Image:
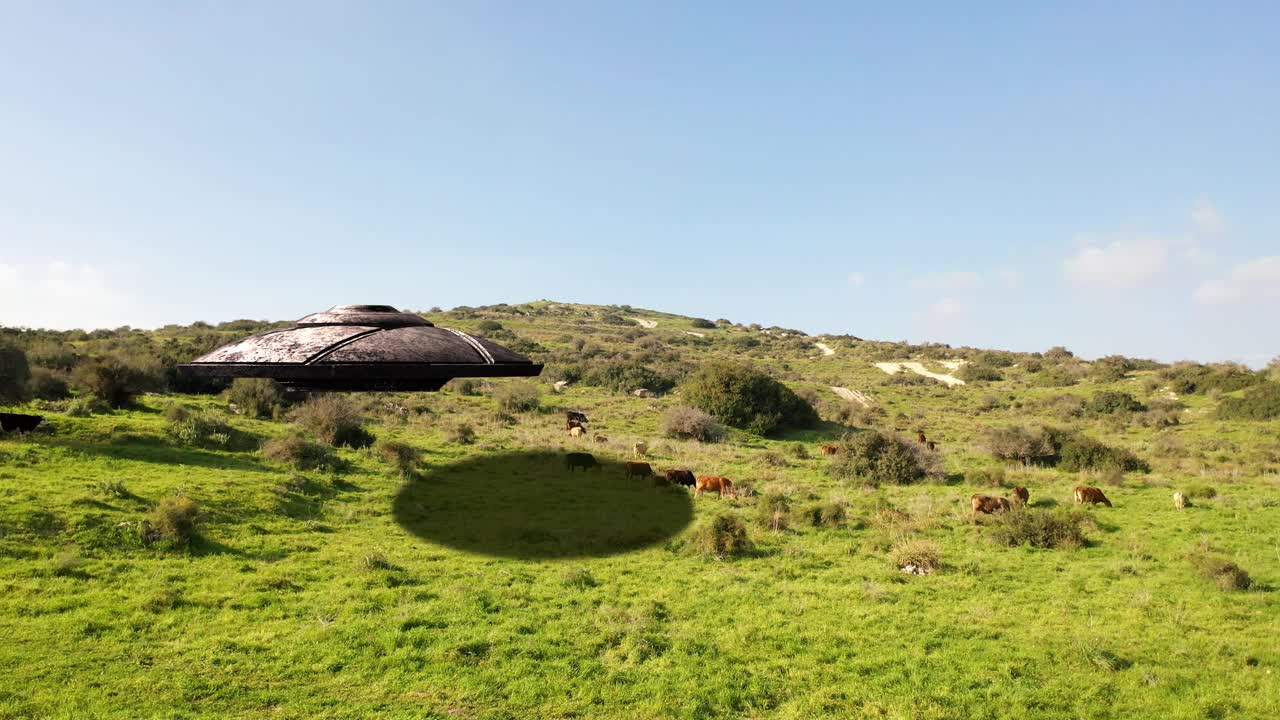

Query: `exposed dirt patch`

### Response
(830, 387, 873, 407)
(874, 361, 966, 387)
(814, 343, 835, 356)
(630, 318, 657, 329)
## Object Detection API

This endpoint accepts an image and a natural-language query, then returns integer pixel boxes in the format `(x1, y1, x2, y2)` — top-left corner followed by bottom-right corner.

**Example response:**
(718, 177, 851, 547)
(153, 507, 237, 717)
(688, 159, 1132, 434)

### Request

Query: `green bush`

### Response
(446, 377, 483, 396)
(661, 406, 725, 443)
(1089, 355, 1135, 382)
(145, 497, 201, 547)
(984, 425, 1056, 465)
(1217, 382, 1280, 420)
(1188, 551, 1252, 592)
(27, 368, 70, 400)
(688, 513, 752, 560)
(0, 343, 31, 404)
(755, 494, 791, 531)
(804, 500, 848, 528)
(580, 361, 675, 395)
(1054, 431, 1148, 473)
(445, 421, 477, 445)
(1183, 483, 1217, 499)
(681, 361, 817, 436)
(225, 378, 291, 419)
(70, 358, 157, 408)
(690, 318, 716, 329)
(1086, 391, 1146, 415)
(828, 431, 938, 485)
(988, 509, 1087, 549)
(1161, 363, 1262, 395)
(291, 395, 374, 448)
(957, 363, 1003, 383)
(492, 382, 540, 413)
(375, 439, 421, 478)
(64, 395, 112, 417)
(166, 410, 236, 448)
(890, 539, 942, 572)
(261, 436, 341, 471)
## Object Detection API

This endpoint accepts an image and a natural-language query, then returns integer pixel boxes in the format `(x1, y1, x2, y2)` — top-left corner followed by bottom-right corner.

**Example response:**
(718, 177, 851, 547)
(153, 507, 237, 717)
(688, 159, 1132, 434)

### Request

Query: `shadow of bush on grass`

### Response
(393, 451, 694, 559)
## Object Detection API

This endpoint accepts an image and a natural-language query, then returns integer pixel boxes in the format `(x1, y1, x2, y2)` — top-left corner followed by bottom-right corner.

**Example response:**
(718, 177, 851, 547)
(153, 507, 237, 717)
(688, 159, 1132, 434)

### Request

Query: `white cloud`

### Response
(847, 272, 866, 288)
(1191, 198, 1227, 238)
(911, 271, 982, 291)
(1193, 256, 1280, 304)
(1063, 236, 1170, 289)
(996, 269, 1022, 288)
(927, 296, 971, 320)
(0, 261, 142, 330)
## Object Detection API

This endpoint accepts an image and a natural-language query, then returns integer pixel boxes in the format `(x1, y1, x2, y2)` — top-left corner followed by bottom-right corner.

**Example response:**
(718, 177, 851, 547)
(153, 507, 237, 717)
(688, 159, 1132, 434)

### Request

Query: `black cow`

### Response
(0, 413, 43, 433)
(565, 452, 601, 473)
(565, 411, 589, 430)
(664, 469, 696, 487)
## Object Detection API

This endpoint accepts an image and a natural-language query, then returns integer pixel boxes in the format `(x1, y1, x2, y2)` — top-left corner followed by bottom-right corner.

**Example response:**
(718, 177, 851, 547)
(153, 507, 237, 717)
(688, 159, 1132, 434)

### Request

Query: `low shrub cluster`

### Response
(681, 361, 818, 436)
(445, 421, 477, 445)
(828, 431, 941, 486)
(661, 406, 725, 443)
(755, 494, 791, 531)
(1161, 362, 1262, 395)
(987, 508, 1088, 549)
(224, 378, 292, 419)
(580, 361, 676, 396)
(957, 363, 1003, 383)
(291, 395, 374, 448)
(689, 513, 752, 559)
(492, 382, 541, 413)
(166, 408, 236, 449)
(1188, 551, 1252, 592)
(1086, 391, 1146, 416)
(261, 436, 341, 471)
(890, 539, 942, 572)
(375, 439, 421, 478)
(1217, 382, 1280, 420)
(984, 425, 1148, 472)
(144, 497, 201, 547)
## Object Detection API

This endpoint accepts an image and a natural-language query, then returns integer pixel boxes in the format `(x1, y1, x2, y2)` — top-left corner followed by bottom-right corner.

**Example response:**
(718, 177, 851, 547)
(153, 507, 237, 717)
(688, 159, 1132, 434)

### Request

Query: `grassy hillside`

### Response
(1, 302, 1278, 719)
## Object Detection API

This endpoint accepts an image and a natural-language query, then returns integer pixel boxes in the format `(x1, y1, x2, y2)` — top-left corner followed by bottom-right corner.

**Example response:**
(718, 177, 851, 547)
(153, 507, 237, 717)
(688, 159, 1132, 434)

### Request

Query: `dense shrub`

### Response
(64, 395, 112, 417)
(445, 421, 477, 445)
(27, 368, 70, 400)
(755, 494, 791, 531)
(145, 497, 201, 547)
(261, 436, 341, 471)
(828, 431, 939, 485)
(1161, 363, 1262, 395)
(1183, 483, 1217, 499)
(1089, 355, 1135, 382)
(690, 318, 716, 329)
(1217, 382, 1280, 420)
(984, 425, 1056, 465)
(25, 341, 79, 371)
(681, 361, 818, 436)
(70, 358, 156, 408)
(375, 439, 421, 478)
(1086, 391, 1146, 416)
(1055, 431, 1149, 473)
(225, 378, 291, 419)
(476, 320, 503, 333)
(291, 395, 374, 448)
(492, 382, 541, 413)
(987, 509, 1087, 549)
(661, 406, 726, 443)
(688, 513, 752, 560)
(890, 539, 942, 573)
(804, 499, 848, 528)
(0, 343, 31, 404)
(446, 377, 483, 396)
(580, 361, 675, 395)
(1188, 551, 1252, 592)
(1044, 346, 1075, 361)
(166, 409, 236, 448)
(957, 363, 1003, 383)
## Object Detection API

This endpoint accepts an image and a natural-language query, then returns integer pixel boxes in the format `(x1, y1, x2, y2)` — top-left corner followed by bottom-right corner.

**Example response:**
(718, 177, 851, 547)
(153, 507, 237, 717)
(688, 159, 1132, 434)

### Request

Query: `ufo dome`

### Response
(179, 305, 542, 391)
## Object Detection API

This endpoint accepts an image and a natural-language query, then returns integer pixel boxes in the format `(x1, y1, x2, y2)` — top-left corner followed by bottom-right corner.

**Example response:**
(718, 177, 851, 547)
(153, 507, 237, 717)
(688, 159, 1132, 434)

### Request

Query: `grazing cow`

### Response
(665, 469, 696, 487)
(565, 411, 589, 429)
(1074, 486, 1113, 507)
(0, 413, 43, 433)
(695, 475, 736, 498)
(1173, 491, 1189, 510)
(593, 434, 609, 443)
(569, 426, 586, 438)
(926, 441, 937, 451)
(971, 494, 1012, 516)
(565, 452, 601, 473)
(632, 442, 648, 458)
(917, 431, 927, 445)
(625, 461, 653, 479)
(820, 443, 839, 456)
(1012, 486, 1030, 507)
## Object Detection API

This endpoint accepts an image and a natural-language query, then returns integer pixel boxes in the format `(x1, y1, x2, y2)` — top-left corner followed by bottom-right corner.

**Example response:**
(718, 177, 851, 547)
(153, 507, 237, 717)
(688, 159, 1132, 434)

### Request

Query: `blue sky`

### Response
(1, 1, 1277, 365)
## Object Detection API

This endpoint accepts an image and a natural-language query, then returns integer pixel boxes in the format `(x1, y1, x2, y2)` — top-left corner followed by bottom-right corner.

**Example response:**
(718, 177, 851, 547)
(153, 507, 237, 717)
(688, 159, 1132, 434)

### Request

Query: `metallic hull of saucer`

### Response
(178, 305, 542, 392)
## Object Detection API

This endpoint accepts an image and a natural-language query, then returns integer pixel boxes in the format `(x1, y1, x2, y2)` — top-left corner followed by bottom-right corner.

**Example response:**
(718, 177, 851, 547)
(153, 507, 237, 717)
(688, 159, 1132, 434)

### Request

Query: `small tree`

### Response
(291, 394, 374, 448)
(984, 425, 1056, 465)
(681, 361, 817, 436)
(225, 378, 291, 419)
(70, 357, 155, 408)
(493, 382, 540, 412)
(661, 406, 726, 443)
(0, 343, 31, 404)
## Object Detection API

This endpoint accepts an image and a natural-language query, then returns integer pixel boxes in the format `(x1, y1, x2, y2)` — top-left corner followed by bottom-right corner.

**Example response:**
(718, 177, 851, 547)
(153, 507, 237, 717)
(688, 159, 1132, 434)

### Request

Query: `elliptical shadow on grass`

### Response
(393, 451, 694, 560)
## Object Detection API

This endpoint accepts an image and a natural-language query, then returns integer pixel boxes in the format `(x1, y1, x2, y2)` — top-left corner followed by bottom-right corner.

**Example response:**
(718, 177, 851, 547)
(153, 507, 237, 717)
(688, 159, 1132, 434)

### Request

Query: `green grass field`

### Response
(2, 302, 1278, 719)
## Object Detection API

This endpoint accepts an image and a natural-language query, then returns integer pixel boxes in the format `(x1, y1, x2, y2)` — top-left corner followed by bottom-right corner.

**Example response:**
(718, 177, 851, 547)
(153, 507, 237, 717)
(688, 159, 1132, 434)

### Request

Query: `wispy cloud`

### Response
(927, 296, 971, 320)
(847, 271, 866, 288)
(1191, 197, 1227, 238)
(1194, 256, 1280, 304)
(1063, 235, 1170, 289)
(0, 261, 142, 330)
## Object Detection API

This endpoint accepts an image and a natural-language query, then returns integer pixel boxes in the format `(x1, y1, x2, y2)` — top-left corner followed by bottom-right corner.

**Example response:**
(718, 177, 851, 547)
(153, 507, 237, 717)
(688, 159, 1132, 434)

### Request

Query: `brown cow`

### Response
(695, 475, 735, 498)
(632, 442, 648, 458)
(820, 443, 839, 456)
(569, 426, 586, 438)
(665, 469, 696, 487)
(625, 461, 653, 479)
(1074, 486, 1112, 507)
(565, 453, 601, 473)
(1012, 486, 1029, 507)
(971, 494, 1012, 516)
(917, 431, 927, 445)
(593, 434, 609, 443)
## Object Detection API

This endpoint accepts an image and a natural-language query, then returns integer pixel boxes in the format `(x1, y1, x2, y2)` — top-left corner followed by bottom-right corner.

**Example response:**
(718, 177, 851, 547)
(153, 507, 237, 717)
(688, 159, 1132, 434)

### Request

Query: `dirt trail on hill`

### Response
(874, 361, 966, 387)
(631, 317, 657, 328)
(684, 331, 706, 338)
(814, 342, 835, 356)
(830, 387, 873, 407)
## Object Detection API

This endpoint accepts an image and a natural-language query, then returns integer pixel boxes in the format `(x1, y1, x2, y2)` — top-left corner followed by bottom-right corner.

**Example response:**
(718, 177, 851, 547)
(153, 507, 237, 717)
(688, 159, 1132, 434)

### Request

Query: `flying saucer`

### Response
(178, 305, 542, 391)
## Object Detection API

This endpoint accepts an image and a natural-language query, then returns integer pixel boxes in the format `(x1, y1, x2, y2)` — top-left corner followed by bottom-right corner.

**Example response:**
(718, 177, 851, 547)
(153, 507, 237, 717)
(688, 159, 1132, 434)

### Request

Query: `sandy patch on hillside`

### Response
(831, 386, 873, 407)
(874, 361, 967, 387)
(631, 317, 657, 328)
(684, 331, 706, 338)
(814, 342, 835, 356)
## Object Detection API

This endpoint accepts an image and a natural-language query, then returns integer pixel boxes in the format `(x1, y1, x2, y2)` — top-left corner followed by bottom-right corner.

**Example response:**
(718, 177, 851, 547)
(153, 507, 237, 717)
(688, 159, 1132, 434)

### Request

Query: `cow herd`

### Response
(971, 485, 1113, 517)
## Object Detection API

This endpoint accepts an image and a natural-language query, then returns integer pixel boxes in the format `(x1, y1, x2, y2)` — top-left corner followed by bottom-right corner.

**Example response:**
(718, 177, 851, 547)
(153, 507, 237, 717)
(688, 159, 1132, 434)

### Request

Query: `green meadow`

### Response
(1, 302, 1278, 719)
